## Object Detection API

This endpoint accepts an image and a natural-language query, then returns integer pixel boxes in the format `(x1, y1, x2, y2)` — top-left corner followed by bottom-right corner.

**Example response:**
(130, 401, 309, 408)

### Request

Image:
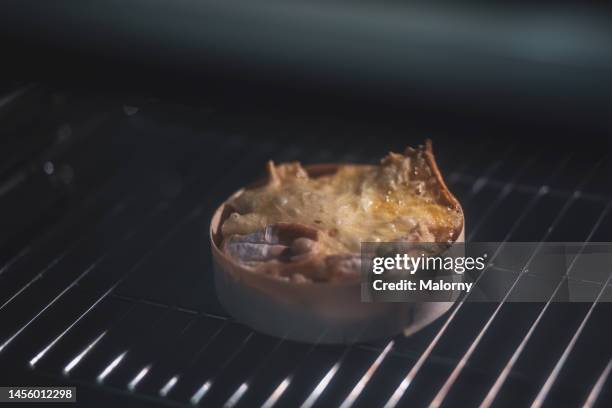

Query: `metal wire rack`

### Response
(0, 85, 610, 407)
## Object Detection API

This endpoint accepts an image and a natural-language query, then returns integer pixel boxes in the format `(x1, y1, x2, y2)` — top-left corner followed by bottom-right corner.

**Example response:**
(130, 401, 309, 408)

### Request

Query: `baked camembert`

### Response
(219, 140, 463, 283)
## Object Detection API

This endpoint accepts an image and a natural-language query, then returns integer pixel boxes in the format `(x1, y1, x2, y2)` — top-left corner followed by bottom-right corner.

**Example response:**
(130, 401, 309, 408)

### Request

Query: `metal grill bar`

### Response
(123, 315, 200, 393)
(159, 376, 179, 398)
(84, 204, 204, 379)
(583, 358, 612, 408)
(224, 382, 249, 408)
(453, 174, 611, 204)
(0, 118, 239, 298)
(60, 300, 140, 376)
(92, 307, 172, 385)
(300, 363, 341, 408)
(2, 89, 609, 408)
(480, 201, 612, 408)
(127, 365, 152, 392)
(1, 198, 165, 352)
(428, 263, 525, 408)
(0, 263, 97, 353)
(0, 187, 146, 312)
(0, 153, 135, 279)
(0, 132, 146, 280)
(156, 320, 229, 399)
(186, 332, 254, 404)
(530, 269, 612, 408)
(0, 272, 43, 312)
(29, 284, 117, 367)
(97, 351, 128, 383)
(259, 330, 328, 407)
(0, 247, 30, 277)
(218, 335, 290, 407)
(63, 331, 107, 375)
(25, 139, 278, 392)
(214, 332, 255, 377)
(383, 156, 567, 408)
(190, 381, 212, 405)
(261, 377, 291, 408)
(427, 159, 602, 407)
(339, 340, 394, 408)
(467, 154, 544, 241)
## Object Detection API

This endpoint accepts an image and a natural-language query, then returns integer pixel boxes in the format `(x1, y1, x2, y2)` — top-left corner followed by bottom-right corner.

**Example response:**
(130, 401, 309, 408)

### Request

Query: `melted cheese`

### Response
(222, 155, 463, 256)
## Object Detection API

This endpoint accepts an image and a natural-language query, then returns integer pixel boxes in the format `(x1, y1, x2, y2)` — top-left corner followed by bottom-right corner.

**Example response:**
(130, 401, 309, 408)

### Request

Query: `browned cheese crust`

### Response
(219, 140, 463, 283)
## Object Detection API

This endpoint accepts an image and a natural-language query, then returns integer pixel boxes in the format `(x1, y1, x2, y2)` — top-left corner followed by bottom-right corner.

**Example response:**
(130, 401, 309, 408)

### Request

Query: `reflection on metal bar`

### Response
(262, 377, 291, 408)
(348, 142, 498, 408)
(159, 375, 179, 397)
(386, 190, 543, 408)
(0, 256, 82, 327)
(428, 160, 599, 408)
(30, 284, 116, 367)
(530, 270, 612, 408)
(0, 264, 96, 353)
(583, 359, 612, 408)
(478, 282, 565, 408)
(164, 320, 228, 398)
(64, 331, 107, 375)
(300, 363, 340, 408)
(467, 153, 549, 240)
(109, 293, 204, 316)
(0, 198, 133, 310)
(223, 335, 288, 408)
(37, 201, 207, 376)
(299, 327, 365, 408)
(339, 341, 394, 408)
(0, 126, 243, 309)
(97, 350, 128, 383)
(480, 202, 612, 408)
(429, 270, 526, 408)
(385, 157, 572, 408)
(0, 196, 163, 354)
(188, 332, 254, 406)
(224, 382, 249, 408)
(127, 364, 151, 391)
(260, 330, 328, 408)
(0, 272, 42, 312)
(384, 299, 460, 408)
(453, 174, 611, 204)
(472, 151, 572, 241)
(217, 332, 254, 374)
(191, 332, 255, 404)
(190, 381, 212, 405)
(0, 247, 30, 277)
(0, 135, 237, 326)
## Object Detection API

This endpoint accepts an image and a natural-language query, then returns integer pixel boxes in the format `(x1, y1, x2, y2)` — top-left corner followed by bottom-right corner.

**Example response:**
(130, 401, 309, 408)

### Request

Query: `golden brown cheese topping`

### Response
(220, 142, 463, 282)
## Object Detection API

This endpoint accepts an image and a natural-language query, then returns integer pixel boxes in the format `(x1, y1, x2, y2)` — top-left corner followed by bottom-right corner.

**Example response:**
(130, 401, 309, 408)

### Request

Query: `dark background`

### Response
(2, 0, 612, 147)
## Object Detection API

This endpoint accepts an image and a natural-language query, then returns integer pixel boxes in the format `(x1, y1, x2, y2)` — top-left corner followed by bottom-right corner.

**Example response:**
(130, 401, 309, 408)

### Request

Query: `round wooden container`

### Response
(210, 163, 464, 343)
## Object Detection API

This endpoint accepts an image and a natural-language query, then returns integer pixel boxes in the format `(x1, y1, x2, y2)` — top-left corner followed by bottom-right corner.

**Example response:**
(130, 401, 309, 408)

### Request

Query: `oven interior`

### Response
(0, 83, 611, 407)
